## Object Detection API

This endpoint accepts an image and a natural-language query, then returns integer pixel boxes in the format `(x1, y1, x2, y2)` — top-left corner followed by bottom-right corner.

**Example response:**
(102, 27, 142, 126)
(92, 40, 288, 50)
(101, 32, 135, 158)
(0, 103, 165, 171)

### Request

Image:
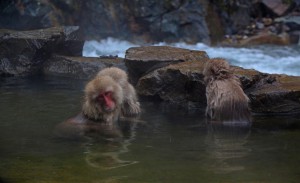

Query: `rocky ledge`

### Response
(0, 26, 83, 76)
(127, 49, 300, 114)
(0, 27, 299, 114)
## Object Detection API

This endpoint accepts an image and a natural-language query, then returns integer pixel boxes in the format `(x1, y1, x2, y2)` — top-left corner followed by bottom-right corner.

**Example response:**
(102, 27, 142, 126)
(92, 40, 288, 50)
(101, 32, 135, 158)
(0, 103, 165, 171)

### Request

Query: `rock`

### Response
(0, 0, 212, 44)
(246, 74, 300, 114)
(159, 1, 210, 44)
(43, 55, 125, 79)
(262, 18, 273, 26)
(232, 66, 299, 114)
(0, 0, 81, 30)
(137, 61, 207, 109)
(289, 30, 300, 44)
(261, 0, 290, 16)
(125, 46, 208, 84)
(275, 15, 300, 31)
(239, 32, 290, 45)
(232, 66, 263, 90)
(256, 22, 265, 29)
(135, 54, 300, 114)
(0, 26, 83, 76)
(80, 0, 211, 44)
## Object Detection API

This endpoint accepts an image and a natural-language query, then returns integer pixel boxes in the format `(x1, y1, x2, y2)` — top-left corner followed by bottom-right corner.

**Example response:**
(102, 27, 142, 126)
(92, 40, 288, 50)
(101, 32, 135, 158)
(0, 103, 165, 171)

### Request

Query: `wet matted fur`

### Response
(203, 58, 251, 122)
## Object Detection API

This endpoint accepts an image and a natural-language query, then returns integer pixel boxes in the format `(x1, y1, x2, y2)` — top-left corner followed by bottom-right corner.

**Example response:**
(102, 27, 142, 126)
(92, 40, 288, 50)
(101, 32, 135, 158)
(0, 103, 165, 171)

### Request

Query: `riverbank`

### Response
(0, 27, 299, 115)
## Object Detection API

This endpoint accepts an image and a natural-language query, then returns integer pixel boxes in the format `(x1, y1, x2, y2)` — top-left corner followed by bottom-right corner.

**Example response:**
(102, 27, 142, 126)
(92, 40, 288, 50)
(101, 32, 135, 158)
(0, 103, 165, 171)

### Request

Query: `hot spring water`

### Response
(0, 40, 299, 182)
(0, 75, 299, 182)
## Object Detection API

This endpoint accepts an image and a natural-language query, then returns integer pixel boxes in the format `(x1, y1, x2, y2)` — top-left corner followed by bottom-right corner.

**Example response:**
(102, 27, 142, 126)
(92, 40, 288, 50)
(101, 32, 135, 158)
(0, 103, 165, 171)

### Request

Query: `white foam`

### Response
(83, 38, 138, 58)
(83, 38, 300, 76)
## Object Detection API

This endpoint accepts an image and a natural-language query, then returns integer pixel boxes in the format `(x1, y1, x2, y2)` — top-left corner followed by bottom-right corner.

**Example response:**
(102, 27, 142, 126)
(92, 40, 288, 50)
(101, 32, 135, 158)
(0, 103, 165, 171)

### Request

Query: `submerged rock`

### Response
(0, 26, 83, 76)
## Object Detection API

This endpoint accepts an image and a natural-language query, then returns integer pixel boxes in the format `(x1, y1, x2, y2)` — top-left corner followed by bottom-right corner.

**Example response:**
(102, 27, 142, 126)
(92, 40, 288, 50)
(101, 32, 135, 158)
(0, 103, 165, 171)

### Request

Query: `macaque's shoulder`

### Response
(54, 113, 88, 140)
(64, 113, 88, 124)
(54, 113, 123, 139)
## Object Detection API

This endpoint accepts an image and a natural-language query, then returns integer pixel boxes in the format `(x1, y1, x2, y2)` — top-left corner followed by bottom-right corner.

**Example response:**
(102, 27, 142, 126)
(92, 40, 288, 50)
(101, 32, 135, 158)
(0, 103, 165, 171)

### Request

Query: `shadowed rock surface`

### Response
(137, 61, 207, 109)
(43, 55, 125, 80)
(232, 67, 300, 114)
(127, 46, 300, 114)
(0, 1, 299, 45)
(0, 26, 83, 76)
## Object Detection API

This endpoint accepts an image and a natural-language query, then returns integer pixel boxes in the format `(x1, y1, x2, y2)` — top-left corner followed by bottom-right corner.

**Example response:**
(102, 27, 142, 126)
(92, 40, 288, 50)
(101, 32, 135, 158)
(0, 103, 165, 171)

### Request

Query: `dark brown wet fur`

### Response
(203, 58, 251, 122)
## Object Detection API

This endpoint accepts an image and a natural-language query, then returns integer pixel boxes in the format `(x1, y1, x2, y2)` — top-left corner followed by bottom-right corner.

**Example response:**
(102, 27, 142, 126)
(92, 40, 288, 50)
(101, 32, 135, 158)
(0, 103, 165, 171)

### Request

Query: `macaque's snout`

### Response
(97, 91, 115, 112)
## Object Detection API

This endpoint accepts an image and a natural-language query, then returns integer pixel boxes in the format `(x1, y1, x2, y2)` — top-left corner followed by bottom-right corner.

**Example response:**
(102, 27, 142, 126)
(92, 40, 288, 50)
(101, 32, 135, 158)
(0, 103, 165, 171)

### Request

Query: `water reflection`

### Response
(83, 119, 140, 170)
(205, 121, 252, 174)
(1, 76, 300, 182)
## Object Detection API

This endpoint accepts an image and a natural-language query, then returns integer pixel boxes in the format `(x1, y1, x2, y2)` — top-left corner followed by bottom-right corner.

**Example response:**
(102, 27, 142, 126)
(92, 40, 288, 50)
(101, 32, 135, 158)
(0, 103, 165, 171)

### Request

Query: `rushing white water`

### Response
(83, 37, 300, 76)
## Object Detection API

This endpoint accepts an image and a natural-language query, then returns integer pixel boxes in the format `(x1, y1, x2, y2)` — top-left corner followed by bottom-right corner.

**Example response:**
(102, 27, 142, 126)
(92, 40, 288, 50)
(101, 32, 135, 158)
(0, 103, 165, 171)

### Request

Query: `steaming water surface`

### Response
(83, 38, 300, 76)
(0, 76, 299, 183)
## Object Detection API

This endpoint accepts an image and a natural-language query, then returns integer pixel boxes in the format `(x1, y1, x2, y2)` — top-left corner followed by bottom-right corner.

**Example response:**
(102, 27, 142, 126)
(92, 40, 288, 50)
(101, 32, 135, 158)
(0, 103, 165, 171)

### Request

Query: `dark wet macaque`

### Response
(203, 58, 251, 123)
(55, 67, 141, 139)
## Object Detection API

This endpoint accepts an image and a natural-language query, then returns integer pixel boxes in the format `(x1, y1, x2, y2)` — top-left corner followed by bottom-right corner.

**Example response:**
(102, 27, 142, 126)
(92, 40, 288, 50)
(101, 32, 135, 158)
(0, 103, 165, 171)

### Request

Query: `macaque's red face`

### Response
(96, 91, 116, 112)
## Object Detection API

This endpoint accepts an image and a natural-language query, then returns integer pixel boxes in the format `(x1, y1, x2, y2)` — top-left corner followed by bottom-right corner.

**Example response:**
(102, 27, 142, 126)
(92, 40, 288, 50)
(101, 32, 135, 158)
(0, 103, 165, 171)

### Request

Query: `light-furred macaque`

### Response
(55, 67, 141, 139)
(203, 58, 251, 123)
(96, 67, 141, 117)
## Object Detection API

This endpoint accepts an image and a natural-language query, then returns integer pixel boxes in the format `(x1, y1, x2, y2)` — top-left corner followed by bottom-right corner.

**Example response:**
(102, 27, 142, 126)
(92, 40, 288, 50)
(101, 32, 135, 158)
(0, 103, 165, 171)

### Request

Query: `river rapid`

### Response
(83, 38, 300, 76)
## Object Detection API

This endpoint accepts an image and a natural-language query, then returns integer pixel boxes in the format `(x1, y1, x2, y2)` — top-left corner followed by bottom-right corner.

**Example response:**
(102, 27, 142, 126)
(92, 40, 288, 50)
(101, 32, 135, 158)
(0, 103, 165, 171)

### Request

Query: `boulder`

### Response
(261, 0, 290, 16)
(246, 74, 300, 114)
(232, 66, 300, 114)
(125, 46, 208, 84)
(0, 0, 213, 44)
(43, 55, 125, 79)
(0, 26, 83, 76)
(239, 32, 290, 46)
(137, 61, 207, 109)
(0, 0, 80, 30)
(128, 46, 300, 114)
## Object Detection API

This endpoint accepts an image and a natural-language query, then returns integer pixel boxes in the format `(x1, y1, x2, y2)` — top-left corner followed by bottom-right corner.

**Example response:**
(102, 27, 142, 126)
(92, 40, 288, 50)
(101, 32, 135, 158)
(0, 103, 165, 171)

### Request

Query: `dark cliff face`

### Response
(0, 0, 214, 44)
(0, 0, 299, 44)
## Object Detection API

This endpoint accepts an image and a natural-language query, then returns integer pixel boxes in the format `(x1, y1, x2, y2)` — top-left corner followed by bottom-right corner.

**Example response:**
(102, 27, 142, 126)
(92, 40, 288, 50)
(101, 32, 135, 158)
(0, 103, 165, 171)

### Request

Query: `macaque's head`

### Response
(83, 76, 124, 119)
(97, 67, 128, 87)
(203, 58, 232, 83)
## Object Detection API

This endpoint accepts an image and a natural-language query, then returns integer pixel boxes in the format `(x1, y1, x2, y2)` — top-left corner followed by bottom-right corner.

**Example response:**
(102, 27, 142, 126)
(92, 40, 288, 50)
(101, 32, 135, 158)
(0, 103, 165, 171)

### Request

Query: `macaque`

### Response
(203, 58, 251, 123)
(96, 67, 141, 117)
(55, 67, 141, 139)
(82, 75, 124, 123)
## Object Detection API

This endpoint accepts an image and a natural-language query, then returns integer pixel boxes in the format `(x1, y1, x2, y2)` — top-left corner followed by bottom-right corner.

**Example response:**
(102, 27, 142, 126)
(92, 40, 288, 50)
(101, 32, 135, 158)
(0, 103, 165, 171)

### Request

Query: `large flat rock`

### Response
(0, 26, 83, 76)
(135, 55, 300, 114)
(125, 46, 208, 84)
(43, 55, 125, 80)
(137, 61, 207, 109)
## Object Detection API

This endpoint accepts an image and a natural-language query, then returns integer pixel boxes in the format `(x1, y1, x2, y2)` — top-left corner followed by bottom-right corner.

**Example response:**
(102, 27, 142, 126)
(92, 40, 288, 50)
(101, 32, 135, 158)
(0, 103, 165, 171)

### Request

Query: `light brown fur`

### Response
(96, 67, 141, 116)
(203, 58, 251, 122)
(55, 67, 141, 139)
(82, 67, 140, 123)
(82, 75, 123, 123)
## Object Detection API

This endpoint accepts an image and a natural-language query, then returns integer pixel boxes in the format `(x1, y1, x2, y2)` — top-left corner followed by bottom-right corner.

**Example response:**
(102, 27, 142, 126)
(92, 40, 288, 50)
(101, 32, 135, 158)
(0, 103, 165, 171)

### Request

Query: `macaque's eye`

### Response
(97, 95, 104, 101)
(104, 91, 112, 96)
